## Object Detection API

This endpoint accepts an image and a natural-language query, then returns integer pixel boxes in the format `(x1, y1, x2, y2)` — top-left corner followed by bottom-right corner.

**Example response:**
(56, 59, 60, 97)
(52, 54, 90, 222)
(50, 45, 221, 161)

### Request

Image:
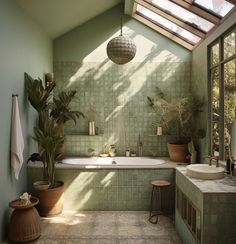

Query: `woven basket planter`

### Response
(8, 197, 41, 243)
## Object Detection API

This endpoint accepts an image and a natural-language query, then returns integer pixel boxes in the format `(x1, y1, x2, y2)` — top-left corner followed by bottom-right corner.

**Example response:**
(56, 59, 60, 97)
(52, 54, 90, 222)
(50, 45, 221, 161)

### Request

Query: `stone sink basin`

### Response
(186, 164, 225, 180)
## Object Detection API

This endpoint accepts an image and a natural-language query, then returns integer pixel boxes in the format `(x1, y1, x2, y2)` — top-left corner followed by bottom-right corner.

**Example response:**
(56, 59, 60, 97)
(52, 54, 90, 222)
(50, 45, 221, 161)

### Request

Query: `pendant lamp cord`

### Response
(120, 3, 123, 36)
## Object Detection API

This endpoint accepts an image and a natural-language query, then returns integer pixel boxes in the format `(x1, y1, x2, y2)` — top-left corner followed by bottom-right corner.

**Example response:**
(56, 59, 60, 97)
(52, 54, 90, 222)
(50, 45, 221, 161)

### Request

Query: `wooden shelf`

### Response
(65, 132, 103, 136)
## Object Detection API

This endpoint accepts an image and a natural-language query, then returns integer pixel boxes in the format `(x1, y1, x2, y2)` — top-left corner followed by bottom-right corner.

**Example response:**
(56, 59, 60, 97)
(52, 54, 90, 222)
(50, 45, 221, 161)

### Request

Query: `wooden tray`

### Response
(9, 196, 39, 209)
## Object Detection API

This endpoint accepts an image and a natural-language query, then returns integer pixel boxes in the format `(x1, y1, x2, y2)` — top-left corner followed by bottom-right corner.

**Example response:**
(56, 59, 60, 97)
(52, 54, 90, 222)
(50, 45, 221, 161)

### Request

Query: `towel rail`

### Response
(12, 94, 18, 97)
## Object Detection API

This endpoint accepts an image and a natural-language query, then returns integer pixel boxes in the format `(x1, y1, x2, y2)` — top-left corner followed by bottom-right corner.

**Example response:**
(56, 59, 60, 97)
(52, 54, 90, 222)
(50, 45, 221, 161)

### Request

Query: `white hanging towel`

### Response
(11, 96, 24, 180)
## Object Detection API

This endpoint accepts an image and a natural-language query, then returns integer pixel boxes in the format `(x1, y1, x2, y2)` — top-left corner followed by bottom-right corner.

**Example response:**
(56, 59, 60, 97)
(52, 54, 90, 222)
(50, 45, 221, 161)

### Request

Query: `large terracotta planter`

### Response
(167, 143, 189, 163)
(35, 181, 64, 217)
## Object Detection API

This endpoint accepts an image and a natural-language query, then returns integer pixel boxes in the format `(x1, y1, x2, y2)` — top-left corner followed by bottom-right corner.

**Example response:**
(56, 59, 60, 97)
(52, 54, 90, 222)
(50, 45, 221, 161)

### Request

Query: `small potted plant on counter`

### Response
(147, 87, 204, 163)
(25, 72, 84, 216)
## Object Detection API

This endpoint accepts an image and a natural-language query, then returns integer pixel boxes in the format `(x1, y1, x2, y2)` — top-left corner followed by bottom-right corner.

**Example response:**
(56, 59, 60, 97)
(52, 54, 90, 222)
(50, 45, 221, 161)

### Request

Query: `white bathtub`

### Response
(60, 156, 166, 169)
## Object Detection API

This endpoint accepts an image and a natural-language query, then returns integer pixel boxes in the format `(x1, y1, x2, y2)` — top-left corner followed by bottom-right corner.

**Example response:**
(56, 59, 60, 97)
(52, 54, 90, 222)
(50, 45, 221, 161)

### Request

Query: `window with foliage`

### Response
(209, 24, 236, 160)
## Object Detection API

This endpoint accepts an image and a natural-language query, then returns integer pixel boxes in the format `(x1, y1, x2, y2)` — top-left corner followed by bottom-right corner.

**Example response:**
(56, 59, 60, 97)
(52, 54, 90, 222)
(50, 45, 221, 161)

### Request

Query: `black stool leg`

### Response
(158, 187, 161, 213)
(149, 186, 158, 224)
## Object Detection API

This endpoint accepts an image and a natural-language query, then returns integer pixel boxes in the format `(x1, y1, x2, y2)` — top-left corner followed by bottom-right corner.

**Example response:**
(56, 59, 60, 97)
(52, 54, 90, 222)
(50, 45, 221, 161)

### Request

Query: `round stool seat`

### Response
(151, 180, 171, 187)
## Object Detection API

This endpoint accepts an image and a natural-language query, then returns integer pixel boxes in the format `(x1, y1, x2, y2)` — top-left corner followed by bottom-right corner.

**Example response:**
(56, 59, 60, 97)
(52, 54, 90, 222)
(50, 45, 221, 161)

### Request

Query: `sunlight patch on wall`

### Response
(83, 29, 121, 63)
(67, 24, 182, 88)
(80, 25, 180, 63)
(100, 172, 116, 187)
(104, 133, 119, 146)
(64, 172, 97, 208)
(105, 61, 160, 121)
(77, 189, 93, 209)
(67, 63, 90, 88)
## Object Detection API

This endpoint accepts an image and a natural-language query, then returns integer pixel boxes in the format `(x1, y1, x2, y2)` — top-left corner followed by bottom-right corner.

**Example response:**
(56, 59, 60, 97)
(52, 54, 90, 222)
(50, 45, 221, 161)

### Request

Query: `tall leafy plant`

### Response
(147, 87, 204, 144)
(25, 73, 84, 187)
(33, 111, 64, 186)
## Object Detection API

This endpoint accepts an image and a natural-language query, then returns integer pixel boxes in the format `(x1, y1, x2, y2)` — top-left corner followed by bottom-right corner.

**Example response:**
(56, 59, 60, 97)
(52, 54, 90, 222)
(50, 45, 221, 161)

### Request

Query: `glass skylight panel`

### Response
(145, 0, 214, 32)
(194, 0, 234, 17)
(224, 31, 236, 59)
(211, 43, 220, 65)
(136, 4, 201, 44)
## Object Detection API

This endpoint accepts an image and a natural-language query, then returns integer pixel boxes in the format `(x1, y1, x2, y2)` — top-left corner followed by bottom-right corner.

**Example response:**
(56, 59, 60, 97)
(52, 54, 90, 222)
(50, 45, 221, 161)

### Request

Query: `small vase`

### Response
(190, 151, 197, 164)
(89, 121, 95, 135)
(156, 126, 162, 136)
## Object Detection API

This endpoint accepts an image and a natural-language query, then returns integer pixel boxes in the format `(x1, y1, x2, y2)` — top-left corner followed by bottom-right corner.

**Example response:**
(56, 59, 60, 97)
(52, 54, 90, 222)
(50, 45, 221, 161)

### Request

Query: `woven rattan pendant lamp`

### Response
(106, 4, 136, 65)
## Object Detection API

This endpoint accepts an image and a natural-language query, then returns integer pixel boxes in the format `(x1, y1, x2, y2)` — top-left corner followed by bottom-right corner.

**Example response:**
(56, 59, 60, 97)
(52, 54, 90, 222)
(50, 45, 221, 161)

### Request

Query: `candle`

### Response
(157, 126, 162, 136)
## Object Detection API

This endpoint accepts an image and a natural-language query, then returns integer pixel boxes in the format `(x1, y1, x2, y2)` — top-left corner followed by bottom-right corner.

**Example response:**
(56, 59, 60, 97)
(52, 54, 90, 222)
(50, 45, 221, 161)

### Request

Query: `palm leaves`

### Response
(33, 113, 64, 186)
(25, 72, 84, 187)
(25, 72, 55, 113)
(50, 90, 85, 125)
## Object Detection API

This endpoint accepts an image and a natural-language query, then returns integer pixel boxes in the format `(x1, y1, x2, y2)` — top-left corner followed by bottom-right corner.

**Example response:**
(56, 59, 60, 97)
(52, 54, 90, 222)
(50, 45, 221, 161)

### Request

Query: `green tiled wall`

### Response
(28, 167, 175, 211)
(54, 61, 191, 157)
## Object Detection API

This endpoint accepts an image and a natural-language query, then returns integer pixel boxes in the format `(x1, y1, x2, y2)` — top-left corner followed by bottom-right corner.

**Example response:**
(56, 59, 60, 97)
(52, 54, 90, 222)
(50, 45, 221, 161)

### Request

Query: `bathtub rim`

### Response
(27, 157, 187, 169)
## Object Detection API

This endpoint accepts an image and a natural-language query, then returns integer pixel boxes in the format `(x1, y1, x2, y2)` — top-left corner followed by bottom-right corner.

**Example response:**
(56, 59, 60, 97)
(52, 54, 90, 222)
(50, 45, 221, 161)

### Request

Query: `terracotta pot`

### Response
(35, 181, 64, 217)
(33, 181, 50, 190)
(167, 143, 190, 163)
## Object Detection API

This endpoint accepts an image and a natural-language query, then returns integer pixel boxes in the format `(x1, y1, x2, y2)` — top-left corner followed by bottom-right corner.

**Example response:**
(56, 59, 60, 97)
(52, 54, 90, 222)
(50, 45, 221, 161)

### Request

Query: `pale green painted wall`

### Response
(0, 0, 52, 240)
(54, 5, 191, 62)
(191, 10, 236, 161)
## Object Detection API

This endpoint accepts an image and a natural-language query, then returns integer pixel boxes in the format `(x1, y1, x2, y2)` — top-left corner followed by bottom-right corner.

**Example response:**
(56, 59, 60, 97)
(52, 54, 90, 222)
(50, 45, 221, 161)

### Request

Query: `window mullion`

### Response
(207, 45, 213, 156)
(219, 36, 225, 160)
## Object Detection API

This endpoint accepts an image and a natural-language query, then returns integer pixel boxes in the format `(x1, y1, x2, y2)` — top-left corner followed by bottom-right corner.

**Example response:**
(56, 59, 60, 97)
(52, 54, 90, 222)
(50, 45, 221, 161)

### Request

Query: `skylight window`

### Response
(136, 4, 201, 44)
(194, 0, 234, 17)
(145, 0, 214, 32)
(132, 0, 235, 50)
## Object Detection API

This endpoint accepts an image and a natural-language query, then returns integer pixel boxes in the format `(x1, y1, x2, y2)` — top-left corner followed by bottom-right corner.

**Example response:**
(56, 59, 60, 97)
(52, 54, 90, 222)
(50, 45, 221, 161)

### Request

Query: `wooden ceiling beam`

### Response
(135, 0, 206, 38)
(226, 0, 236, 5)
(133, 13, 195, 50)
(184, 0, 193, 4)
(169, 0, 221, 25)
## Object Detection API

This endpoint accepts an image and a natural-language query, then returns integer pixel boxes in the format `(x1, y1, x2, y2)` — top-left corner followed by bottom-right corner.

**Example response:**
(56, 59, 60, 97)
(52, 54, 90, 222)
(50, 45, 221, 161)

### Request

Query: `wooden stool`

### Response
(149, 180, 171, 224)
(8, 197, 41, 243)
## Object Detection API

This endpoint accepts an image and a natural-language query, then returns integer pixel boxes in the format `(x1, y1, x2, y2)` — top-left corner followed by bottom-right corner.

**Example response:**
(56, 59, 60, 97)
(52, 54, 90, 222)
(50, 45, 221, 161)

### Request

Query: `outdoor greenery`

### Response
(25, 73, 84, 187)
(210, 29, 235, 159)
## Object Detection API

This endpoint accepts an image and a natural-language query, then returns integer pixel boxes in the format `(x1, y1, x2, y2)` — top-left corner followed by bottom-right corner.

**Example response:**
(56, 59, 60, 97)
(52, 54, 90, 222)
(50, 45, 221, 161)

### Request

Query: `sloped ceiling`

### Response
(15, 0, 122, 39)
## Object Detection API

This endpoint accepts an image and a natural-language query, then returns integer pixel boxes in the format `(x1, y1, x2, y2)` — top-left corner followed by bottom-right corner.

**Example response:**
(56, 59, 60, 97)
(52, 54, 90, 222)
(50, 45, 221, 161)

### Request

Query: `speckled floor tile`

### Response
(6, 211, 182, 244)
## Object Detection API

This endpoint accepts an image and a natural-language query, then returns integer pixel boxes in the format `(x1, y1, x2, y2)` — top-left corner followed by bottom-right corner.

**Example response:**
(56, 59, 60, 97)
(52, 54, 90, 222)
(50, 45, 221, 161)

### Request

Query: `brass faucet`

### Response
(205, 155, 219, 167)
(137, 134, 143, 156)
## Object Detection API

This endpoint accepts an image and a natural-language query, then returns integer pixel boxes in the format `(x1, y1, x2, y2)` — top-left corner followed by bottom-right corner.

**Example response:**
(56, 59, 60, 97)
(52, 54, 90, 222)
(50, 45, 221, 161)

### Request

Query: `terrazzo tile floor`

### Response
(32, 211, 182, 244)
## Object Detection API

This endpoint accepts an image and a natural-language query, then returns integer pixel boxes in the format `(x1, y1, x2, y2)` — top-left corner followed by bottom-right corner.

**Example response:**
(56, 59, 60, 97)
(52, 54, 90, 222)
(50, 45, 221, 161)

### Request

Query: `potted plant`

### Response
(25, 72, 84, 216)
(147, 87, 203, 163)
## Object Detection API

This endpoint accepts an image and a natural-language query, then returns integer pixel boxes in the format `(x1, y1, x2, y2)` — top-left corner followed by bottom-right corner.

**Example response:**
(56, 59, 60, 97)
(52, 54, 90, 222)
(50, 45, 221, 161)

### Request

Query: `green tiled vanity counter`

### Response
(28, 160, 177, 211)
(176, 167, 236, 244)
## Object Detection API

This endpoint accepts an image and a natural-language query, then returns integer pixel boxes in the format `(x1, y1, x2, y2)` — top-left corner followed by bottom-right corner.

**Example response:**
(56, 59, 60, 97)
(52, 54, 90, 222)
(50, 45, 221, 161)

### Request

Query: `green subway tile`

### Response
(28, 167, 174, 211)
(54, 61, 191, 157)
